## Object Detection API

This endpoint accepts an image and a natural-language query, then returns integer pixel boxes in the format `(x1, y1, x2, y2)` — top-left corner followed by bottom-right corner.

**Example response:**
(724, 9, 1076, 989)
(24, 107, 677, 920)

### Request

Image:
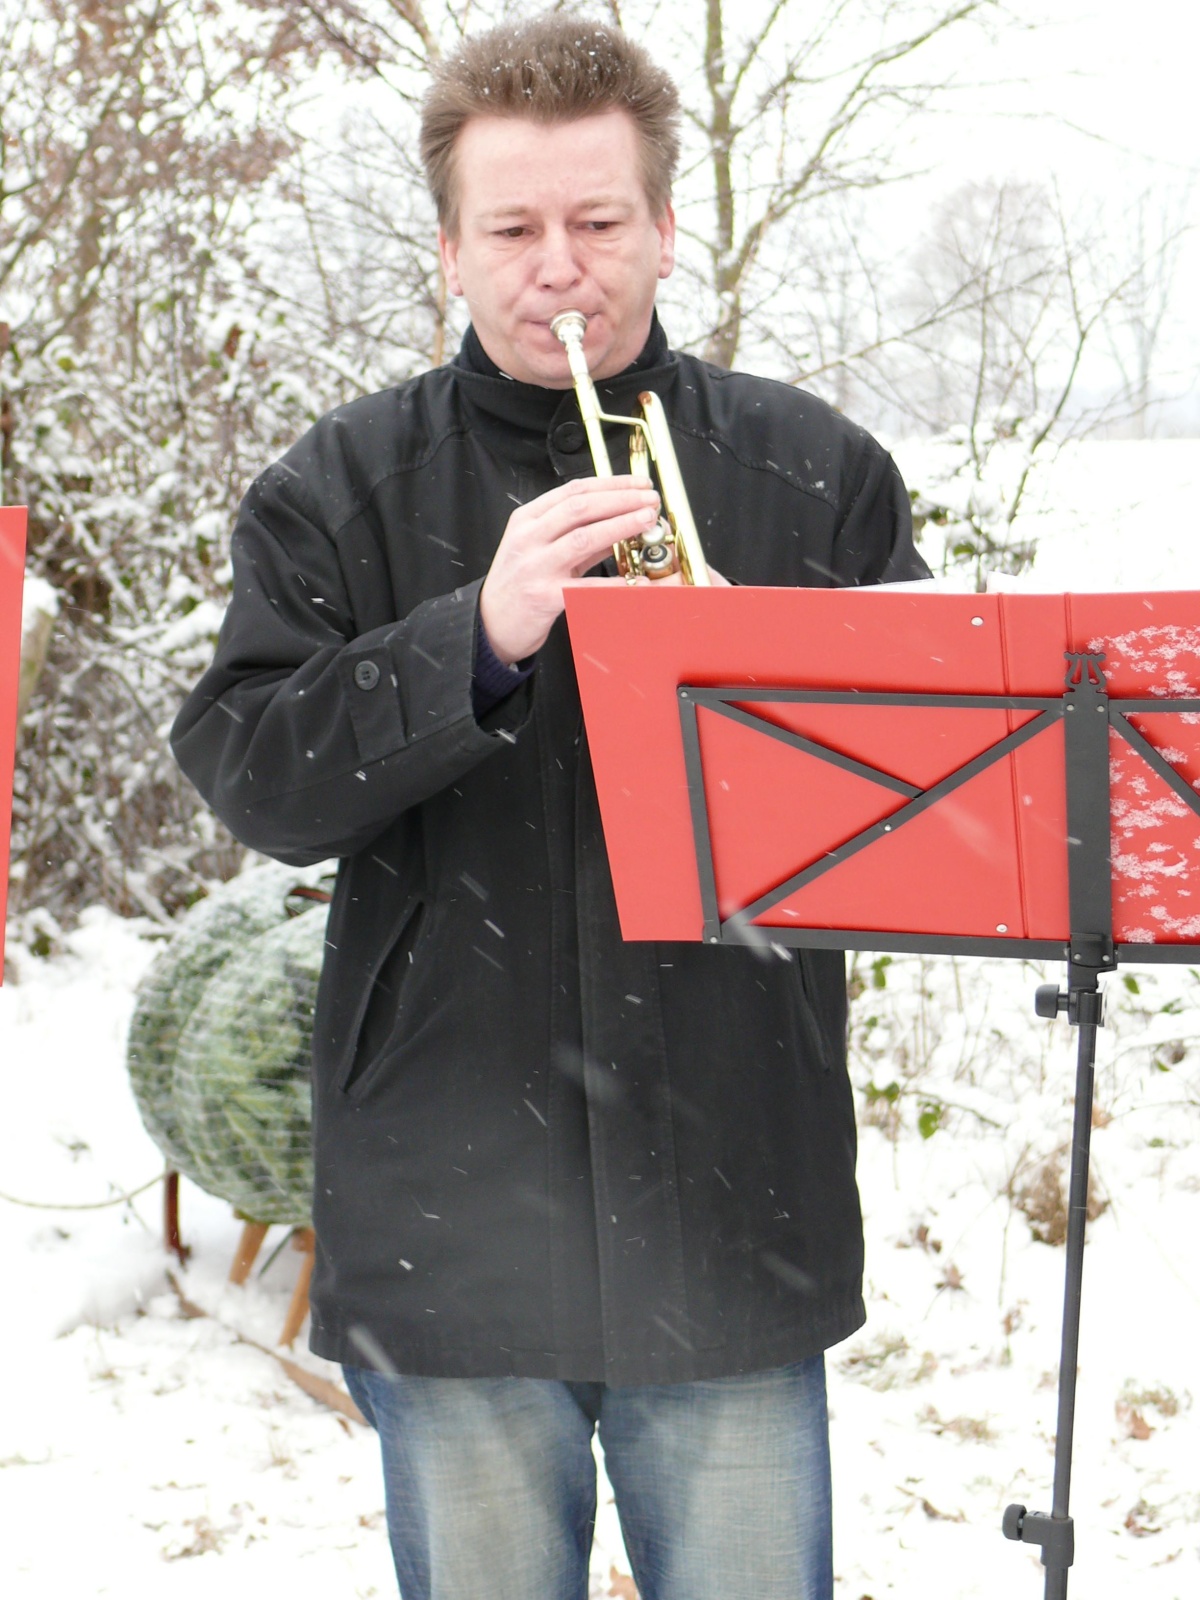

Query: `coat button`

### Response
(552, 421, 585, 453)
(353, 660, 380, 691)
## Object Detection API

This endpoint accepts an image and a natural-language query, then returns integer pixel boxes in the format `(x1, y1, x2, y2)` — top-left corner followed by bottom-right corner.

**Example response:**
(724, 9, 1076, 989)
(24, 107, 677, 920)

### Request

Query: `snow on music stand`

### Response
(565, 581, 1200, 1599)
(0, 507, 27, 985)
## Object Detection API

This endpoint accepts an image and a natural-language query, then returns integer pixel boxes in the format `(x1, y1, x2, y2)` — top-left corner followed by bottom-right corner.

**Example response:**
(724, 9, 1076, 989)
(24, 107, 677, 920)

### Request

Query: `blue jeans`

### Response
(343, 1357, 833, 1600)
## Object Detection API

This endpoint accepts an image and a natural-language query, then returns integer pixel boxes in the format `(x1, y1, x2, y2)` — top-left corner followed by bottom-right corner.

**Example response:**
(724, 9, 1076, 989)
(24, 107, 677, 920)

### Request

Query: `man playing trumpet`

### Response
(173, 12, 928, 1598)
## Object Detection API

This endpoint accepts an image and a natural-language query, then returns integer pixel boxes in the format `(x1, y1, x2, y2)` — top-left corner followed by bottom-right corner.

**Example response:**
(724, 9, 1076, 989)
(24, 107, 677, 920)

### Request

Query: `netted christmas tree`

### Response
(127, 862, 332, 1226)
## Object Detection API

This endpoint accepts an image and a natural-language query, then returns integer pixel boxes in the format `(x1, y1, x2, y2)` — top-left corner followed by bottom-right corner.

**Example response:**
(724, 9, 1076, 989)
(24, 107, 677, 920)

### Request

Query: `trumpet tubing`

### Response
(550, 311, 710, 586)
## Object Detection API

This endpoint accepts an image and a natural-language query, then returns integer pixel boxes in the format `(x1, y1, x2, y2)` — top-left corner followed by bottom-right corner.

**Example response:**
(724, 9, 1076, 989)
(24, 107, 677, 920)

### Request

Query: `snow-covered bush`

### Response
(0, 3, 371, 924)
(901, 414, 1052, 588)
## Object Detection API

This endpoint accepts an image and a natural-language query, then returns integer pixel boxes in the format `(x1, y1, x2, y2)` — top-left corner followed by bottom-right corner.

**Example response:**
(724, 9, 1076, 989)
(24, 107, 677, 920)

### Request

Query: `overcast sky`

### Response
(939, 0, 1198, 186)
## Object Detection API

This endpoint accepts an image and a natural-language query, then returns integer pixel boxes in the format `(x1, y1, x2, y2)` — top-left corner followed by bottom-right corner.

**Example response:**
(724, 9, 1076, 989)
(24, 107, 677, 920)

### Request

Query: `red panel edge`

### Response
(0, 507, 30, 983)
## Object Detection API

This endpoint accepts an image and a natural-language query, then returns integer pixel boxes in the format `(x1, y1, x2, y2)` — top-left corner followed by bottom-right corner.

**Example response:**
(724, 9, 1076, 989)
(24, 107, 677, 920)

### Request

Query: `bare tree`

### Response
(889, 180, 1163, 586)
(1102, 186, 1194, 438)
(678, 0, 999, 369)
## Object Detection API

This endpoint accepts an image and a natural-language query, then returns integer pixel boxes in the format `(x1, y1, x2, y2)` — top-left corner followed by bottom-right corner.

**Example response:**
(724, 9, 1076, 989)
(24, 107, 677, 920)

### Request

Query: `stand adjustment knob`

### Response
(1002, 1503, 1075, 1567)
(1034, 984, 1066, 1019)
(1002, 1503, 1026, 1541)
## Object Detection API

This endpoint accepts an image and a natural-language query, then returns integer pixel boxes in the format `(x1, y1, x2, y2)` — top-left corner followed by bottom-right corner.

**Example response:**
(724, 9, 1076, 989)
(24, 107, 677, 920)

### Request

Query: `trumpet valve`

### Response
(637, 524, 677, 578)
(616, 519, 677, 582)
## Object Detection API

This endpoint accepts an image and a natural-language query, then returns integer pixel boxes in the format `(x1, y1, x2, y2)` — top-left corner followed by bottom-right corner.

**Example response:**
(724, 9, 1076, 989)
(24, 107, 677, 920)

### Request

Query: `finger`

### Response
(510, 475, 651, 525)
(528, 478, 659, 532)
(554, 506, 662, 570)
(539, 473, 654, 503)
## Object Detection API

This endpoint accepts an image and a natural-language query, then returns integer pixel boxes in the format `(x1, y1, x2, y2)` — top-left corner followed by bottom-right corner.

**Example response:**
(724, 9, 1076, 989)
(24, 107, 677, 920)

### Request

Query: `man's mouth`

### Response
(534, 312, 601, 329)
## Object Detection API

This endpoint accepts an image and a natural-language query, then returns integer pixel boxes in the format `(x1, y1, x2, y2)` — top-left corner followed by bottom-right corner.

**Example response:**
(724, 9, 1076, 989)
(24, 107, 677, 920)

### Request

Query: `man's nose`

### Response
(535, 225, 583, 290)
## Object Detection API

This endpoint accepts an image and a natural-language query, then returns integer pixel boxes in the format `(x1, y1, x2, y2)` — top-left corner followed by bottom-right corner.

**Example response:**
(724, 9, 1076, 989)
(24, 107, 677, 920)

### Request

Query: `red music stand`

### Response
(0, 507, 27, 985)
(565, 582, 1200, 1600)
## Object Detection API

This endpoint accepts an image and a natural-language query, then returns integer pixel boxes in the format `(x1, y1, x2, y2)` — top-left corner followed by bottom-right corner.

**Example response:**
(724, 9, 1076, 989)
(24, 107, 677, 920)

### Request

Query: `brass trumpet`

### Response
(550, 311, 710, 586)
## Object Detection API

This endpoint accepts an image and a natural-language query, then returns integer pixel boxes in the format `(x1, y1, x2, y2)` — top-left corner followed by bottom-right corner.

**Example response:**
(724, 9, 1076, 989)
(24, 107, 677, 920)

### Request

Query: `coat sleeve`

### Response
(830, 430, 931, 588)
(170, 461, 531, 865)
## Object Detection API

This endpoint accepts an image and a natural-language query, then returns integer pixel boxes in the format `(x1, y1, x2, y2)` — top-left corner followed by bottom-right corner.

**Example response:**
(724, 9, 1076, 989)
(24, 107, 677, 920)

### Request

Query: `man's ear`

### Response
(439, 226, 464, 297)
(656, 201, 676, 282)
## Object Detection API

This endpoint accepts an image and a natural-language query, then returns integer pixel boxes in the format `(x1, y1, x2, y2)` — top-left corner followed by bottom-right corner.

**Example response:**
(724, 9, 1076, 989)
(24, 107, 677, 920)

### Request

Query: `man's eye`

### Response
(497, 226, 528, 239)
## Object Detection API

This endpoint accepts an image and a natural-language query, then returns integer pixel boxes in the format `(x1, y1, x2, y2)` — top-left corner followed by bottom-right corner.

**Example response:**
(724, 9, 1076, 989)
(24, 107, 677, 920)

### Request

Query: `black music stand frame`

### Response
(676, 653, 1200, 1598)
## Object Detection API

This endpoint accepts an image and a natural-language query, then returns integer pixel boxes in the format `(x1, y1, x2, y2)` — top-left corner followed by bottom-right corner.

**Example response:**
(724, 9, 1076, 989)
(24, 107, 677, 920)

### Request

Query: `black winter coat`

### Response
(172, 321, 929, 1385)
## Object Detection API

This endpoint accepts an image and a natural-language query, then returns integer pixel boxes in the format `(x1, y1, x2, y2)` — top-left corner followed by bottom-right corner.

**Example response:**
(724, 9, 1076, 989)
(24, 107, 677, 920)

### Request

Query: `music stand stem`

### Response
(1005, 652, 1116, 1593)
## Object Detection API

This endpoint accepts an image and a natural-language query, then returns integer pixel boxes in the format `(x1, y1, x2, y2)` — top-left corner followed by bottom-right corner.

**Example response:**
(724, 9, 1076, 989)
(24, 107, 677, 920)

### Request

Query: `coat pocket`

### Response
(336, 897, 427, 1096)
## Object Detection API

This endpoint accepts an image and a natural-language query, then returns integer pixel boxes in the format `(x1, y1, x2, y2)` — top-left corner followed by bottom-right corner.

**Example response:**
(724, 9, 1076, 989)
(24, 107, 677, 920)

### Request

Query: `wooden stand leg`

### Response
(163, 1170, 189, 1263)
(229, 1219, 270, 1285)
(279, 1228, 315, 1347)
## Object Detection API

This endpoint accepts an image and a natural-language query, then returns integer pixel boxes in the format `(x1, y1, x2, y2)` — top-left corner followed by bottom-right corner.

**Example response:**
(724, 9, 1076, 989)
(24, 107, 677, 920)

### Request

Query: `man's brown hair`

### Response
(421, 12, 681, 235)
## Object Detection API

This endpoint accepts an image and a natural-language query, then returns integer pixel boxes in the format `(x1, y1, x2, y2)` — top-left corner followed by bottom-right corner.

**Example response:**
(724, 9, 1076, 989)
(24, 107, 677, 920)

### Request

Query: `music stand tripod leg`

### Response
(1051, 985, 1104, 1596)
(1005, 975, 1104, 1594)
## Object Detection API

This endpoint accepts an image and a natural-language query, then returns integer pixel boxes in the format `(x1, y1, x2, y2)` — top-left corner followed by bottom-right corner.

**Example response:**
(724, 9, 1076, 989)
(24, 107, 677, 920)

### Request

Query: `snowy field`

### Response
(3, 438, 1200, 1598)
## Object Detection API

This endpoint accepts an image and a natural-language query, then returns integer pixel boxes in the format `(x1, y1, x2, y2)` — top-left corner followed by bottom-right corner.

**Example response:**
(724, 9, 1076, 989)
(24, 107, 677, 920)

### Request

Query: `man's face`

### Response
(439, 110, 675, 388)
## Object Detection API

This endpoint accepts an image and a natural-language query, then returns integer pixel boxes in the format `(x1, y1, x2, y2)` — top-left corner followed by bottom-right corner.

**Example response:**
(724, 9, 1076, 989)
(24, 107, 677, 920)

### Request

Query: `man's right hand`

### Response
(479, 476, 661, 666)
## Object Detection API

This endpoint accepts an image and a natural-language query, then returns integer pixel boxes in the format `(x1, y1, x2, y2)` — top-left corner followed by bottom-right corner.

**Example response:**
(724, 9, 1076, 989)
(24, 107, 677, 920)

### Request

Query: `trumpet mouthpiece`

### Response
(550, 310, 587, 345)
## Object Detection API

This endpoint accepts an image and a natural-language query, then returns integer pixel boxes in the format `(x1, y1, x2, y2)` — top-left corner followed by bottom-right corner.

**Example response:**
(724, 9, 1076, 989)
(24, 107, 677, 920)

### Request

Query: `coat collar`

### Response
(450, 316, 676, 473)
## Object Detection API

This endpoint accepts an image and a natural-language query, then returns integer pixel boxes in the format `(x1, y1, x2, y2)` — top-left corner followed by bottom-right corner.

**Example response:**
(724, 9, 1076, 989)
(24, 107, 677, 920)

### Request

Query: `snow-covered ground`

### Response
(3, 438, 1199, 1597)
(4, 910, 1199, 1598)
